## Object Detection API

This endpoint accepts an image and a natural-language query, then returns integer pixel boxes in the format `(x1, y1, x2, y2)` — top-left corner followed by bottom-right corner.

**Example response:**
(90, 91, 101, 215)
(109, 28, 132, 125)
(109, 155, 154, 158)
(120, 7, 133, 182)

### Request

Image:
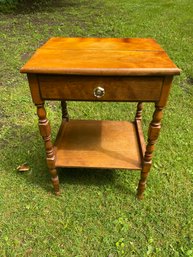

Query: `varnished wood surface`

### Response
(41, 37, 164, 51)
(135, 120, 146, 159)
(20, 38, 180, 76)
(54, 120, 142, 169)
(21, 38, 181, 198)
(36, 104, 60, 195)
(137, 104, 163, 199)
(135, 102, 146, 158)
(38, 75, 163, 101)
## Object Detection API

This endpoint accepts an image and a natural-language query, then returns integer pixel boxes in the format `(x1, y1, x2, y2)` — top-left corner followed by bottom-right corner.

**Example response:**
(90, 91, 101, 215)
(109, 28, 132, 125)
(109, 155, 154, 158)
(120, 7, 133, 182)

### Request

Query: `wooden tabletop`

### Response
(20, 37, 180, 76)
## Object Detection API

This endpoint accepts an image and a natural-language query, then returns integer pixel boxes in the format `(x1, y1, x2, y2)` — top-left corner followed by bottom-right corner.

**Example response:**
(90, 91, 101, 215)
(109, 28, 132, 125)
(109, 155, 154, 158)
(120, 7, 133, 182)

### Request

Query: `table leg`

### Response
(61, 100, 69, 121)
(135, 101, 143, 121)
(37, 103, 60, 195)
(137, 104, 163, 199)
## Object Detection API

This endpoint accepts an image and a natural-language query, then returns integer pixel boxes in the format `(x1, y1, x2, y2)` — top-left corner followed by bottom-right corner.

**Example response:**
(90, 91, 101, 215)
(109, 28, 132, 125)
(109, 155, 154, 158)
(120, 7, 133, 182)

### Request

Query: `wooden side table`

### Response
(20, 38, 180, 199)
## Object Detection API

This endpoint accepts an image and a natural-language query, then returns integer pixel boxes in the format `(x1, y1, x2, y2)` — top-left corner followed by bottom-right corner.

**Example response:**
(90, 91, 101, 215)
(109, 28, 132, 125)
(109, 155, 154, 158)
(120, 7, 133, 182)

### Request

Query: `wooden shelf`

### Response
(54, 120, 143, 169)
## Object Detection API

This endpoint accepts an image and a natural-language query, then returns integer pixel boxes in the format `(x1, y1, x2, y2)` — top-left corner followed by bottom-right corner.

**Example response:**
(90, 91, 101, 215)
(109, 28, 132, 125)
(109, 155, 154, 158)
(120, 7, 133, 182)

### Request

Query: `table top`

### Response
(20, 37, 180, 76)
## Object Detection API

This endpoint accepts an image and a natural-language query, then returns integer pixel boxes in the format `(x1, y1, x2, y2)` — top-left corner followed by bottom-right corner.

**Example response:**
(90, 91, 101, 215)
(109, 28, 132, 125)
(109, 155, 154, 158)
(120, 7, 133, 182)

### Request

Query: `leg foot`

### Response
(136, 193, 144, 200)
(50, 169, 60, 195)
(136, 159, 151, 199)
(136, 180, 146, 200)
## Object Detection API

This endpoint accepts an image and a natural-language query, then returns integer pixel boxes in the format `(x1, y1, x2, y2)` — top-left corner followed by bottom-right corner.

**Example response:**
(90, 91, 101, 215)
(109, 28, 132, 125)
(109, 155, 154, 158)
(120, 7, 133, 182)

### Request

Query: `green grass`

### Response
(0, 0, 193, 256)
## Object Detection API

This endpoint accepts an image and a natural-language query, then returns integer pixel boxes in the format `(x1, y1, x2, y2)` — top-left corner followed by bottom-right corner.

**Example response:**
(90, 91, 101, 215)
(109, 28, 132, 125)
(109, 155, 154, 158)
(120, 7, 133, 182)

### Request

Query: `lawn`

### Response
(0, 0, 193, 256)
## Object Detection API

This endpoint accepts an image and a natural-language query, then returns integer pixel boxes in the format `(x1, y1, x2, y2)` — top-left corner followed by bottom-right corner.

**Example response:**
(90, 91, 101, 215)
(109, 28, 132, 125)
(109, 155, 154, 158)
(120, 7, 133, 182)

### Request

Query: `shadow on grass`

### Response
(2, 123, 137, 197)
(0, 0, 83, 14)
(20, 162, 136, 197)
(58, 167, 136, 197)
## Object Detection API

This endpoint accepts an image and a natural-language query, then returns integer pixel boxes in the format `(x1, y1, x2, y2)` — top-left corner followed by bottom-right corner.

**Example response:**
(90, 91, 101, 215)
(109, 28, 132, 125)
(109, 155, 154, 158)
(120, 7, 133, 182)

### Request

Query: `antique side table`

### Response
(20, 38, 180, 199)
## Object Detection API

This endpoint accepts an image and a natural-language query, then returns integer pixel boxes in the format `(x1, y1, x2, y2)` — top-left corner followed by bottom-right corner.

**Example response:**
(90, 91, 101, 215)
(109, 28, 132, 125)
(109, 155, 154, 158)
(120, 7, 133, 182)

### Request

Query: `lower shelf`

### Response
(54, 120, 143, 169)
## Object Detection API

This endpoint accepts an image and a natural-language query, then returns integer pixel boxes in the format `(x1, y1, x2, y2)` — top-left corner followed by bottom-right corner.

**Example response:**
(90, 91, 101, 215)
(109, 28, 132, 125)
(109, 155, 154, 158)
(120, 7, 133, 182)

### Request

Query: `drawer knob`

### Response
(94, 86, 105, 98)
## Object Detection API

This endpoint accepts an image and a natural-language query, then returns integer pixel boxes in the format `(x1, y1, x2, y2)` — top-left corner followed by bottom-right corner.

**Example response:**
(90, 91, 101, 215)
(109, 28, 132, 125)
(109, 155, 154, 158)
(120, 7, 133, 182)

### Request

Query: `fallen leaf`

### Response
(17, 163, 30, 172)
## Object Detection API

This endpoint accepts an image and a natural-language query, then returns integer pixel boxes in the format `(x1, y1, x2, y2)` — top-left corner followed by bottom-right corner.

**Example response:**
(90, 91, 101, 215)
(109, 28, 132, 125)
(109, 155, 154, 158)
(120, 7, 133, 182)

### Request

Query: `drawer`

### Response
(38, 75, 163, 101)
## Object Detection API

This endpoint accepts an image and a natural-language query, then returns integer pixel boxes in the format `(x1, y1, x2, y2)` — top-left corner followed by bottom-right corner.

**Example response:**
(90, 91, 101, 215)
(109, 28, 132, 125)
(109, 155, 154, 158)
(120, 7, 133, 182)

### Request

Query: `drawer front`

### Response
(38, 75, 163, 101)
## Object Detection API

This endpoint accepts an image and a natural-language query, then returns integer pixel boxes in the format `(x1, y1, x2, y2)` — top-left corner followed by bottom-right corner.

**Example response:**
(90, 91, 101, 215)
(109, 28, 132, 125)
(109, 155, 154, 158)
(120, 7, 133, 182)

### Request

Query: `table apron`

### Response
(37, 75, 164, 101)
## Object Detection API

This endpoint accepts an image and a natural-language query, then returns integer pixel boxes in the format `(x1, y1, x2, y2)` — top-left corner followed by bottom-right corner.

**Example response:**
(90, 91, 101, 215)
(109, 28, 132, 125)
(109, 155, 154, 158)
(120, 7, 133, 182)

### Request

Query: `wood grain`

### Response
(20, 38, 181, 76)
(137, 104, 163, 200)
(36, 104, 60, 195)
(21, 37, 181, 198)
(27, 74, 43, 105)
(135, 102, 146, 158)
(41, 37, 164, 51)
(38, 75, 163, 101)
(54, 120, 142, 169)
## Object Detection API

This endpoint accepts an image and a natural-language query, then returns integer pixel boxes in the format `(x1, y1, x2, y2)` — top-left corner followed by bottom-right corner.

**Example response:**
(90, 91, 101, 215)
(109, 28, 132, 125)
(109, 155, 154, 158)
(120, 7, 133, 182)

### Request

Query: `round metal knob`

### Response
(94, 86, 105, 98)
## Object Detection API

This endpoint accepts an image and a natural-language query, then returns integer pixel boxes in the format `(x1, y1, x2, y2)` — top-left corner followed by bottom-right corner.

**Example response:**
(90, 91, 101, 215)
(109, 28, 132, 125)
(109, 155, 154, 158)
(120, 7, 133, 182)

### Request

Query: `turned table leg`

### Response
(37, 103, 60, 195)
(137, 104, 163, 200)
(135, 101, 143, 121)
(61, 100, 69, 121)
